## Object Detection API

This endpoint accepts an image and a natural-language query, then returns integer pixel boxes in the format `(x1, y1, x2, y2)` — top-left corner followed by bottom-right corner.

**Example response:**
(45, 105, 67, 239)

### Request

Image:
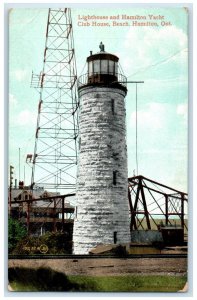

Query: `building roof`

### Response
(9, 187, 74, 210)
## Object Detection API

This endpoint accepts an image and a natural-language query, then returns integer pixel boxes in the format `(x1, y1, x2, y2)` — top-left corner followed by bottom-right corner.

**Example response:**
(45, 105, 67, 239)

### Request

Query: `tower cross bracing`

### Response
(31, 8, 79, 192)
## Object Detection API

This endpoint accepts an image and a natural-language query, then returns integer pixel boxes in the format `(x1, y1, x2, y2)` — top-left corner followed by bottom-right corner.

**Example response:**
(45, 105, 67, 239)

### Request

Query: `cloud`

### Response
(177, 103, 187, 121)
(129, 102, 172, 130)
(122, 25, 188, 79)
(9, 9, 42, 26)
(12, 69, 28, 82)
(15, 109, 37, 126)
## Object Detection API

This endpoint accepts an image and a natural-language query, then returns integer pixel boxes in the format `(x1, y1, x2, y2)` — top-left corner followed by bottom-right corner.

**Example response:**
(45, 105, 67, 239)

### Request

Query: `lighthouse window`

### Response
(109, 60, 114, 75)
(114, 231, 117, 244)
(115, 62, 118, 74)
(101, 59, 107, 74)
(79, 137, 81, 150)
(113, 171, 117, 185)
(89, 61, 93, 75)
(75, 206, 78, 219)
(94, 60, 100, 74)
(111, 99, 115, 114)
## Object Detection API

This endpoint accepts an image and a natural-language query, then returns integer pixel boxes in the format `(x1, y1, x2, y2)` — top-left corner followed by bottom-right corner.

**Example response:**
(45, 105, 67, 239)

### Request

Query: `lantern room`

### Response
(87, 44, 119, 84)
(78, 42, 127, 91)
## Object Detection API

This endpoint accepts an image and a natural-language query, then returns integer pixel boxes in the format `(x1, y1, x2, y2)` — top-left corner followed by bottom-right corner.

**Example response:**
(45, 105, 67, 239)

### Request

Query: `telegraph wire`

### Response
(127, 47, 187, 79)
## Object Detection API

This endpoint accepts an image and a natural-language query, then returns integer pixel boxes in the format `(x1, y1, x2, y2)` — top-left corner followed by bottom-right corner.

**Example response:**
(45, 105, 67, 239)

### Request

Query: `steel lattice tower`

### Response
(30, 8, 79, 192)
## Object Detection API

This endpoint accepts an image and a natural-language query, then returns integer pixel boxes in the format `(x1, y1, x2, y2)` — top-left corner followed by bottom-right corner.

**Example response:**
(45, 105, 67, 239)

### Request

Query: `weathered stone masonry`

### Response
(73, 85, 131, 254)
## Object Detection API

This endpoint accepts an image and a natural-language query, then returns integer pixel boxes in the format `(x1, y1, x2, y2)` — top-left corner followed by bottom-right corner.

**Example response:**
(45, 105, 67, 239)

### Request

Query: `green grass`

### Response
(8, 267, 187, 292)
(68, 274, 187, 292)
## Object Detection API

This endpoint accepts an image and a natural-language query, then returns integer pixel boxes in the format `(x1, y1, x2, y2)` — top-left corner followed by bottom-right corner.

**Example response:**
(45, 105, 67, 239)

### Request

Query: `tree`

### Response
(8, 217, 27, 253)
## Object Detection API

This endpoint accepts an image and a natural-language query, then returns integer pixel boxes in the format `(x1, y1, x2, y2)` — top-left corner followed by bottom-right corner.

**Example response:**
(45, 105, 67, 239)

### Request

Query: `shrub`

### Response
(8, 217, 27, 253)
(12, 231, 72, 255)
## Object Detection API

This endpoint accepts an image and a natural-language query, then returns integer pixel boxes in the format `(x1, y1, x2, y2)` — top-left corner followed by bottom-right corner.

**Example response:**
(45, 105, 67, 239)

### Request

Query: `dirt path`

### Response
(8, 257, 187, 277)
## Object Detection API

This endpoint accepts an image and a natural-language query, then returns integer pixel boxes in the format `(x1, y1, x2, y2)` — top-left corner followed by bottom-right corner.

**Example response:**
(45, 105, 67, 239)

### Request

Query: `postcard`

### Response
(8, 6, 188, 292)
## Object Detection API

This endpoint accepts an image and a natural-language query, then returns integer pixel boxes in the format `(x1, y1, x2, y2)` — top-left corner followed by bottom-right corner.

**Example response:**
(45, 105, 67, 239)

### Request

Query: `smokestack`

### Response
(19, 181, 24, 190)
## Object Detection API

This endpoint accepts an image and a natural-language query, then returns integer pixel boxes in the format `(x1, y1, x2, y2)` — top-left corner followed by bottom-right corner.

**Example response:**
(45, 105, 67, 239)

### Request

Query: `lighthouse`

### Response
(73, 43, 130, 254)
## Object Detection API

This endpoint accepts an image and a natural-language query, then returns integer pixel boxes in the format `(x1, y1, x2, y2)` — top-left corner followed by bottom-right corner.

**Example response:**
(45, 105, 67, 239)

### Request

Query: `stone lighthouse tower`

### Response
(73, 43, 130, 254)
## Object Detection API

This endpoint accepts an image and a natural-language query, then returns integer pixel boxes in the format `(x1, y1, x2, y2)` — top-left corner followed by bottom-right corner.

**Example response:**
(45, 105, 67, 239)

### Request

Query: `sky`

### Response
(9, 6, 188, 193)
